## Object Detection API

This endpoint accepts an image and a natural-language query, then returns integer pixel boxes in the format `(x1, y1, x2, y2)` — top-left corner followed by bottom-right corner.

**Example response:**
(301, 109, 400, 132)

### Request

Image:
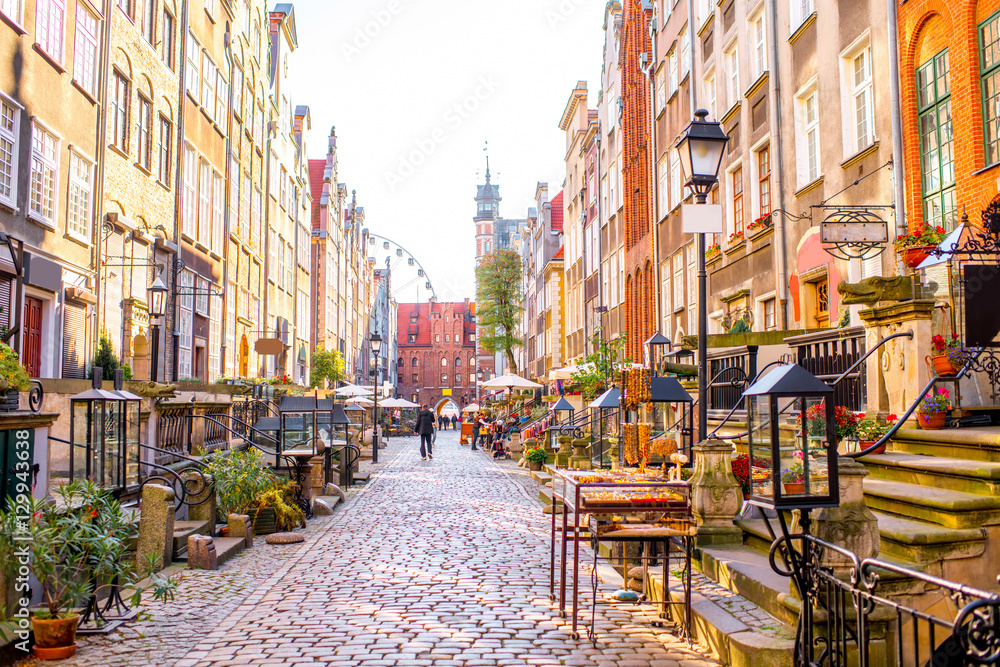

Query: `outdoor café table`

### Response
(549, 469, 694, 643)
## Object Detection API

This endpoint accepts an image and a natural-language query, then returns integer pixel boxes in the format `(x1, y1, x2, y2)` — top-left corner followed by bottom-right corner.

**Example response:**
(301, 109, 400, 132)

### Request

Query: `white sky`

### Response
(287, 0, 606, 302)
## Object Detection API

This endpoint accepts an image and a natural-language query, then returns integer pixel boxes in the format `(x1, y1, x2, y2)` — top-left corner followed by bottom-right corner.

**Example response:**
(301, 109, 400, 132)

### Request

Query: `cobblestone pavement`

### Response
(25, 431, 719, 667)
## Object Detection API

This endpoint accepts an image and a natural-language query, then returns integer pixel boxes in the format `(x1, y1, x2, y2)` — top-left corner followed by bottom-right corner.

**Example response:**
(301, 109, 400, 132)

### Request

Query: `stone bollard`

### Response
(308, 455, 325, 502)
(814, 457, 880, 574)
(136, 484, 176, 578)
(508, 431, 523, 455)
(324, 483, 347, 503)
(555, 435, 572, 468)
(569, 437, 592, 470)
(185, 472, 216, 536)
(187, 535, 218, 570)
(608, 437, 620, 469)
(228, 513, 254, 549)
(690, 439, 743, 548)
(542, 430, 555, 464)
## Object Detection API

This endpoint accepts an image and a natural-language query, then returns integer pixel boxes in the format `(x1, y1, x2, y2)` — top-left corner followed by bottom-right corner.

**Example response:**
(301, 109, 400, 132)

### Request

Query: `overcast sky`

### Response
(287, 0, 606, 303)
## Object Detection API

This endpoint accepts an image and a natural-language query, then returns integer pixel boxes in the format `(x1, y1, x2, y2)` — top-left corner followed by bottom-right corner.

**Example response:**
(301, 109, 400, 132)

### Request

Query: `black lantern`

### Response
(328, 402, 354, 487)
(588, 387, 621, 469)
(148, 275, 167, 318)
(148, 275, 167, 382)
(675, 109, 730, 199)
(644, 332, 672, 377)
(110, 369, 142, 490)
(742, 364, 839, 510)
(369, 333, 382, 463)
(551, 396, 575, 443)
(69, 368, 129, 494)
(649, 376, 694, 461)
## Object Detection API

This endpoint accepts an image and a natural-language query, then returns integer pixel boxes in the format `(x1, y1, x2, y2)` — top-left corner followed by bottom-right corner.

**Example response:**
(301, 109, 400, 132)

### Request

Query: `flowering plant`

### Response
(270, 374, 293, 386)
(856, 414, 898, 441)
(918, 387, 951, 417)
(523, 446, 548, 463)
(781, 451, 805, 484)
(731, 454, 768, 494)
(728, 230, 745, 244)
(797, 401, 861, 440)
(895, 221, 945, 250)
(0, 342, 30, 392)
(932, 333, 970, 368)
(747, 213, 772, 232)
(705, 243, 722, 258)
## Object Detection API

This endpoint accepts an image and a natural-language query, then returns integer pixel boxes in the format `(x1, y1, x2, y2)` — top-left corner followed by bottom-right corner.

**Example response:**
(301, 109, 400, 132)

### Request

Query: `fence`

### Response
(787, 326, 866, 412)
(706, 345, 758, 412)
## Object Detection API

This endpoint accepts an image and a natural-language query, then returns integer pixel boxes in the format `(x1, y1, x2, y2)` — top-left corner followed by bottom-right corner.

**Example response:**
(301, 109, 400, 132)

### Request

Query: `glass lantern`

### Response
(69, 368, 127, 493)
(111, 370, 142, 490)
(742, 364, 839, 510)
(649, 376, 694, 463)
(587, 387, 621, 469)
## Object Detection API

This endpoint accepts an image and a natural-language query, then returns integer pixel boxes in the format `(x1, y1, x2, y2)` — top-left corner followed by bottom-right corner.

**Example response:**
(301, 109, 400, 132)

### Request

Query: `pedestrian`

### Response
(451, 414, 458, 430)
(415, 404, 435, 460)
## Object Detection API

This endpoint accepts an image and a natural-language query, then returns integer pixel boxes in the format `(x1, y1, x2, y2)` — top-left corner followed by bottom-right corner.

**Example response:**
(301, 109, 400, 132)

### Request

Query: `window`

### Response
(253, 19, 261, 61)
(182, 145, 196, 237)
(687, 245, 697, 333)
(445, 334, 451, 343)
(186, 32, 200, 99)
(209, 290, 220, 382)
(670, 149, 681, 209)
(680, 27, 690, 78)
(35, 0, 66, 62)
(212, 172, 224, 253)
(111, 71, 129, 152)
(204, 0, 213, 18)
(285, 243, 292, 289)
(441, 358, 448, 367)
(764, 298, 776, 330)
(469, 373, 475, 384)
(29, 123, 58, 224)
(161, 10, 174, 69)
(216, 72, 228, 133)
(917, 51, 955, 228)
(657, 156, 668, 216)
(656, 67, 666, 111)
(0, 0, 24, 23)
(201, 53, 216, 118)
(455, 357, 461, 367)
(440, 373, 447, 385)
(199, 160, 211, 246)
(454, 374, 461, 385)
(724, 43, 739, 108)
(408, 334, 416, 343)
(412, 357, 418, 367)
(848, 45, 874, 152)
(157, 115, 172, 186)
(136, 96, 152, 170)
(797, 88, 821, 184)
(750, 12, 766, 80)
(140, 0, 154, 44)
(232, 65, 243, 120)
(67, 152, 91, 239)
(434, 334, 440, 342)
(411, 373, 418, 383)
(178, 272, 193, 378)
(668, 49, 678, 94)
(0, 97, 18, 208)
(608, 161, 617, 210)
(731, 166, 744, 237)
(983, 15, 1000, 165)
(704, 73, 716, 119)
(196, 276, 209, 315)
(791, 0, 814, 32)
(757, 146, 770, 218)
(672, 253, 683, 311)
(73, 5, 98, 95)
(116, 0, 130, 17)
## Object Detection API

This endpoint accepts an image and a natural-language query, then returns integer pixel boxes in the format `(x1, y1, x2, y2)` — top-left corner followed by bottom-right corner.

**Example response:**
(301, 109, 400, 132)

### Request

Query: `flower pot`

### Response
(858, 439, 886, 455)
(32, 613, 79, 659)
(253, 507, 277, 535)
(783, 482, 805, 494)
(528, 460, 543, 471)
(927, 354, 957, 377)
(918, 412, 947, 430)
(899, 245, 935, 269)
(0, 389, 19, 412)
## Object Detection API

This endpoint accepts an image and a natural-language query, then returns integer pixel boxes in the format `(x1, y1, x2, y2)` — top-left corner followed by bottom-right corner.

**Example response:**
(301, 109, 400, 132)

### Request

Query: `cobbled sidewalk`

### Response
(30, 431, 719, 667)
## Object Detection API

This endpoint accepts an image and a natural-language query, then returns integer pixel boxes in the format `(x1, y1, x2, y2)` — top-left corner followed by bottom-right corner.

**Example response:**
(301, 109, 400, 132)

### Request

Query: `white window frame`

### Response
(186, 31, 200, 100)
(0, 94, 20, 210)
(790, 0, 815, 33)
(749, 10, 767, 81)
(724, 41, 740, 110)
(668, 49, 678, 95)
(725, 159, 744, 238)
(656, 66, 666, 113)
(198, 159, 211, 247)
(73, 4, 99, 96)
(29, 121, 59, 227)
(157, 114, 172, 186)
(680, 26, 690, 78)
(212, 171, 224, 254)
(178, 271, 193, 378)
(704, 69, 716, 119)
(209, 289, 221, 382)
(795, 80, 821, 186)
(196, 276, 209, 315)
(161, 9, 174, 69)
(35, 0, 66, 63)
(0, 0, 25, 25)
(215, 70, 228, 133)
(66, 150, 91, 240)
(285, 242, 292, 290)
(201, 53, 216, 119)
(182, 144, 197, 239)
(136, 95, 152, 170)
(841, 35, 875, 157)
(670, 149, 681, 210)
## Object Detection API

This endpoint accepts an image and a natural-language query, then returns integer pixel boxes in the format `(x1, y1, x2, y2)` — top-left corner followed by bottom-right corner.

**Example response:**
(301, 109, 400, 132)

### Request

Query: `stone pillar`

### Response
(608, 437, 620, 469)
(522, 438, 537, 462)
(228, 513, 254, 548)
(185, 471, 216, 536)
(508, 431, 523, 455)
(136, 484, 176, 578)
(814, 457, 880, 574)
(689, 439, 743, 547)
(858, 300, 935, 418)
(569, 437, 592, 470)
(542, 430, 555, 464)
(308, 455, 325, 502)
(187, 535, 218, 570)
(555, 435, 572, 468)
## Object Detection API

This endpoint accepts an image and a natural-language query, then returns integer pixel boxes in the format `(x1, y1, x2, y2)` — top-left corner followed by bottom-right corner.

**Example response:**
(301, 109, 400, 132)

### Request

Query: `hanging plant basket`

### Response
(927, 354, 957, 377)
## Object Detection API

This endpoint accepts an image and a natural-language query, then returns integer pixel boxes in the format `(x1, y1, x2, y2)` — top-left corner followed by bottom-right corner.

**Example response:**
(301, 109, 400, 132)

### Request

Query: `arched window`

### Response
(397, 357, 403, 367)
(455, 357, 462, 367)
(441, 358, 448, 367)
(469, 357, 475, 368)
(411, 358, 418, 367)
(455, 373, 461, 384)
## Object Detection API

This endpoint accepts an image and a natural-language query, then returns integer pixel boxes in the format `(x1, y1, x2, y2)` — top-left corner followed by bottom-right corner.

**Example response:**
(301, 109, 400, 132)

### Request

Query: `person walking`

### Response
(451, 414, 457, 430)
(415, 405, 435, 460)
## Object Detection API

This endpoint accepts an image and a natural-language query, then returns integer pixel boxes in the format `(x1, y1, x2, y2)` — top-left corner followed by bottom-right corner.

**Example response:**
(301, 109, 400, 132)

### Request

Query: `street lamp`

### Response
(370, 333, 382, 464)
(148, 275, 167, 382)
(676, 109, 729, 442)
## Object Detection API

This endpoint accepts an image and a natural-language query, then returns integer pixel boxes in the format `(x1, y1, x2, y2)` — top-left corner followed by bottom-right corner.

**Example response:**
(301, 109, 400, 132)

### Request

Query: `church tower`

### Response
(474, 157, 500, 264)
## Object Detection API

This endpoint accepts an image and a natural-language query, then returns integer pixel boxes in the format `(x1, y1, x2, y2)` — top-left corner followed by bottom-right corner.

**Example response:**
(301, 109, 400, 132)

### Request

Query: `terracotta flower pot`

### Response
(783, 482, 805, 494)
(918, 412, 947, 430)
(859, 439, 886, 455)
(32, 613, 79, 659)
(927, 354, 957, 377)
(899, 245, 935, 269)
(528, 460, 543, 471)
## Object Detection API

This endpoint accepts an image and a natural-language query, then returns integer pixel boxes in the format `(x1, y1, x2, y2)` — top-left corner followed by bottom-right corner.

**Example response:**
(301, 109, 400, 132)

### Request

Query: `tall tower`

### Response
(474, 156, 500, 264)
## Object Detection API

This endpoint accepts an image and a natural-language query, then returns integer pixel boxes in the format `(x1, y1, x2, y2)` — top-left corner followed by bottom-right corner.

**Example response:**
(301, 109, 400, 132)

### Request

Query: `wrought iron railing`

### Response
(787, 327, 866, 412)
(707, 345, 759, 412)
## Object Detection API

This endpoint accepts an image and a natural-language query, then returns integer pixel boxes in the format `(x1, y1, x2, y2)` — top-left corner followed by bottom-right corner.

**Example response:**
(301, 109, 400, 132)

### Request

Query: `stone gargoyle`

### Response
(128, 381, 179, 398)
(837, 276, 913, 305)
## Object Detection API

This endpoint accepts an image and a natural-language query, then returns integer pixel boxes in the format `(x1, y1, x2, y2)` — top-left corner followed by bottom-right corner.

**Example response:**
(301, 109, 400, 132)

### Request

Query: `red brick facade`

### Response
(899, 0, 1000, 231)
(396, 300, 479, 410)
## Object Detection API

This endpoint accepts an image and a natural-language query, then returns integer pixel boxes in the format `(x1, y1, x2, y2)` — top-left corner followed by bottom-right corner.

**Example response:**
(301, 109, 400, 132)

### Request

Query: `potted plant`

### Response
(928, 334, 963, 376)
(799, 401, 861, 444)
(781, 452, 805, 494)
(205, 448, 278, 527)
(918, 387, 951, 430)
(747, 213, 772, 236)
(253, 478, 306, 534)
(705, 243, 722, 260)
(727, 230, 745, 246)
(0, 341, 31, 411)
(524, 446, 547, 472)
(856, 414, 898, 454)
(895, 221, 946, 269)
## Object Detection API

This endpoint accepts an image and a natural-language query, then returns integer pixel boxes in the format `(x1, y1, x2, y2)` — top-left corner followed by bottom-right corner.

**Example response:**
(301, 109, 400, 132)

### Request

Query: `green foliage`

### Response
(0, 341, 30, 392)
(570, 328, 630, 400)
(310, 346, 346, 388)
(89, 330, 122, 380)
(523, 447, 548, 463)
(254, 478, 306, 531)
(205, 448, 278, 516)
(475, 249, 524, 373)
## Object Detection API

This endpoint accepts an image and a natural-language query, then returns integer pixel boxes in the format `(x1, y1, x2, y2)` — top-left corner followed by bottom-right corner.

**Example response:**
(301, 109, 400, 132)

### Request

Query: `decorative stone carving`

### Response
(814, 457, 880, 573)
(228, 513, 254, 549)
(555, 435, 572, 468)
(130, 381, 179, 398)
(569, 437, 591, 470)
(838, 276, 913, 305)
(689, 439, 743, 547)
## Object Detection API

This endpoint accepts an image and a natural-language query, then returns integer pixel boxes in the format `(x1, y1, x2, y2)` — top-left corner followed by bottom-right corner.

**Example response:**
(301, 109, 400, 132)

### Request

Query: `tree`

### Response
(310, 346, 346, 388)
(89, 330, 132, 380)
(571, 328, 630, 399)
(475, 249, 525, 374)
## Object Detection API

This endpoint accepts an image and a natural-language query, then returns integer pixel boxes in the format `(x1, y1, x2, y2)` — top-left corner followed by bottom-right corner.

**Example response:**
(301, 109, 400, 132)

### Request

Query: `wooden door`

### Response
(23, 297, 42, 378)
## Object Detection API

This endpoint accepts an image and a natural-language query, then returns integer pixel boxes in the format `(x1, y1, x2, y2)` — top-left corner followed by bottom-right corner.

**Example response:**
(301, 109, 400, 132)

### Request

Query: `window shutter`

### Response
(63, 302, 89, 379)
(0, 277, 11, 330)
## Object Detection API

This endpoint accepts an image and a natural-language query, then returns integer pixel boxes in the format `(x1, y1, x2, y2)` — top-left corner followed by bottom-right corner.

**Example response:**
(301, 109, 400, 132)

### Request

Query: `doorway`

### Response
(23, 297, 42, 378)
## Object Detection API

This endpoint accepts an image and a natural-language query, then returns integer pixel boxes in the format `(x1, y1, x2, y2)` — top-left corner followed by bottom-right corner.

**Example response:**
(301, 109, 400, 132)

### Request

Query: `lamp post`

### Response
(676, 109, 729, 442)
(370, 333, 382, 464)
(148, 275, 167, 382)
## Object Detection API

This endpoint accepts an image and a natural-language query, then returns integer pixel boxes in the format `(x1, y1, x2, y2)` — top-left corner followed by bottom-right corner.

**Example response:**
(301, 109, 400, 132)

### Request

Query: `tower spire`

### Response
(484, 140, 491, 183)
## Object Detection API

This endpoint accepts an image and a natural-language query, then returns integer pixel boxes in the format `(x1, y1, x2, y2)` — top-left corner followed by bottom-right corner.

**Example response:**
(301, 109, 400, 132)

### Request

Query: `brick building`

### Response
(396, 301, 478, 412)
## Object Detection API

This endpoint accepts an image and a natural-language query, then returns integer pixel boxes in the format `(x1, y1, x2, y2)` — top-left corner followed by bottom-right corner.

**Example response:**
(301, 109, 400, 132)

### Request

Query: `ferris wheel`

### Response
(367, 233, 438, 303)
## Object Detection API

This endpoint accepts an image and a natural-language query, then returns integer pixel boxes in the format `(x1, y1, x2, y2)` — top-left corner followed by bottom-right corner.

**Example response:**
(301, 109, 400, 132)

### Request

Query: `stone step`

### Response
(172, 519, 211, 558)
(353, 471, 370, 484)
(860, 452, 1000, 497)
(538, 486, 563, 507)
(890, 427, 1000, 463)
(214, 536, 247, 567)
(699, 546, 797, 627)
(312, 495, 341, 516)
(862, 477, 1000, 529)
(873, 511, 987, 565)
(529, 471, 552, 485)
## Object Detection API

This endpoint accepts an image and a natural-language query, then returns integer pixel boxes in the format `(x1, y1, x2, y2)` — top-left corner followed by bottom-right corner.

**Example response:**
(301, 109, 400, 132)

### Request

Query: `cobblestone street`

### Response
(39, 431, 718, 667)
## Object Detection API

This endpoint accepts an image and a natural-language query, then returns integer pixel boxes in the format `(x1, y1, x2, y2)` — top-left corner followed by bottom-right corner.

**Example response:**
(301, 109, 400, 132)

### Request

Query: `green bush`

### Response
(205, 448, 278, 516)
(524, 447, 548, 463)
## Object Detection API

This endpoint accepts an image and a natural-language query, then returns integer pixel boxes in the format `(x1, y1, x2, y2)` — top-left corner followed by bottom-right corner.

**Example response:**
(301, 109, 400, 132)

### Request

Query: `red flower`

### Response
(886, 414, 898, 422)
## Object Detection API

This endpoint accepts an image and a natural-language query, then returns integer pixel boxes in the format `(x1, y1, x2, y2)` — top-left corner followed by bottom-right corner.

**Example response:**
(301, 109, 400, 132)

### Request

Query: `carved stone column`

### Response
(814, 457, 880, 573)
(555, 434, 572, 468)
(569, 437, 592, 470)
(689, 439, 743, 547)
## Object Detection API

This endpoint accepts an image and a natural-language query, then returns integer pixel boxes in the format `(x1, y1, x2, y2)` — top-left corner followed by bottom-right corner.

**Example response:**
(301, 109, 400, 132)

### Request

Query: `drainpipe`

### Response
(171, 0, 191, 382)
(886, 0, 907, 276)
(221, 28, 233, 376)
(646, 27, 659, 337)
(766, 0, 790, 329)
(92, 0, 113, 359)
